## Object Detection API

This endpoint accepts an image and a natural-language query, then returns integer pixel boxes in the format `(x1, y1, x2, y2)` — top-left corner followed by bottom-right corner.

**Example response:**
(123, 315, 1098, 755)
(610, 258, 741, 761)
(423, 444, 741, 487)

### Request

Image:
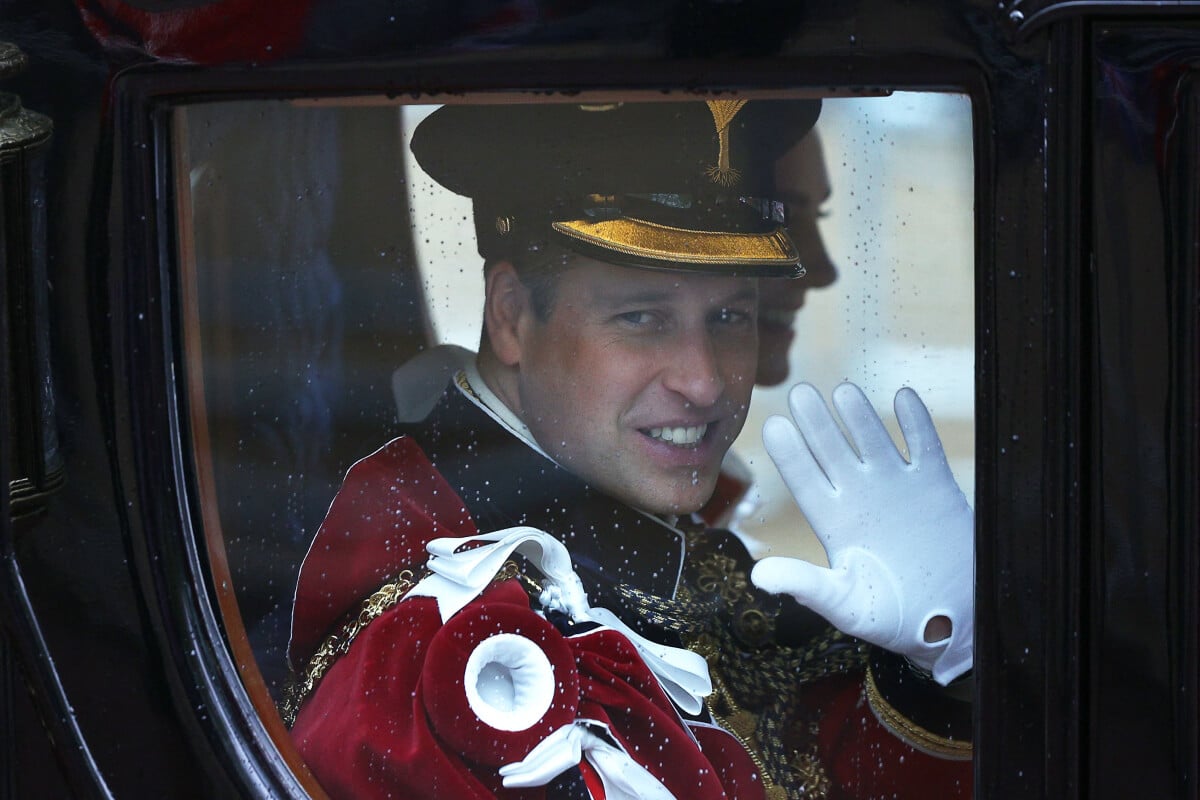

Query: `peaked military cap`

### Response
(410, 98, 821, 277)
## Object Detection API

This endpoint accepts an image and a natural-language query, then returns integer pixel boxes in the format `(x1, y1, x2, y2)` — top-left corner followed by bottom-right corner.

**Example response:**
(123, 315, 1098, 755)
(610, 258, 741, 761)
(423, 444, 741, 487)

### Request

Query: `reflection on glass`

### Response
(407, 93, 975, 565)
(174, 91, 975, 799)
(175, 100, 430, 693)
(735, 95, 975, 565)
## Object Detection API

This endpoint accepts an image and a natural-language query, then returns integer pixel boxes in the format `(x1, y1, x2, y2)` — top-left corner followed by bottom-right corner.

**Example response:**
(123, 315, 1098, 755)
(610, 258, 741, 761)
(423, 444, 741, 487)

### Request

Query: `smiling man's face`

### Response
(505, 257, 759, 515)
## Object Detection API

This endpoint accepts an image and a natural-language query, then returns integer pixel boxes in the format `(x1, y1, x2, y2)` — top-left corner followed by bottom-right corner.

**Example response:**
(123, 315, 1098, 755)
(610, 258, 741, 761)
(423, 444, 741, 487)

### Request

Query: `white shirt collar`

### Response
(394, 347, 682, 530)
(456, 359, 555, 462)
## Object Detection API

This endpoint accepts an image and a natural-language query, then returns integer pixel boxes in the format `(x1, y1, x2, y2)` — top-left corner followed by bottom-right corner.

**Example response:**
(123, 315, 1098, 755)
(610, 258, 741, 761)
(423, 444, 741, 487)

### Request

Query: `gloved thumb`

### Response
(751, 556, 851, 620)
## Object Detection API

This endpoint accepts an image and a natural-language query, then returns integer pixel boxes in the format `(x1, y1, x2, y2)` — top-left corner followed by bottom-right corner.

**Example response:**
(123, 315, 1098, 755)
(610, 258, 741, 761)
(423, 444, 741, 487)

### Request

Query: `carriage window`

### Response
(173, 90, 975, 797)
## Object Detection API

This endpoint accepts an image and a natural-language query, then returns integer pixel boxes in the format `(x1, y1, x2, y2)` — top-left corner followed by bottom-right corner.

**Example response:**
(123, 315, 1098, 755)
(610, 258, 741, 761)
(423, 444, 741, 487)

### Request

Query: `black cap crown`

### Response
(411, 98, 820, 277)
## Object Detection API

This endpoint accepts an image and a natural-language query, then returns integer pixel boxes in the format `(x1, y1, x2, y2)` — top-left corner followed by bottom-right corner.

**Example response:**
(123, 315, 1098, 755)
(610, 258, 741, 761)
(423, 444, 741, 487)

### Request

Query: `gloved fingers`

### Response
(786, 383, 859, 486)
(751, 556, 852, 626)
(763, 415, 835, 500)
(832, 382, 904, 467)
(894, 387, 949, 470)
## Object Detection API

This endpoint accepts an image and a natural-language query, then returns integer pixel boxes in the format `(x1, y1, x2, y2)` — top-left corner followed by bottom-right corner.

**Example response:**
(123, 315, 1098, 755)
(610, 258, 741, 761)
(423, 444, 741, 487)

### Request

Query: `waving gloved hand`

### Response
(750, 382, 973, 685)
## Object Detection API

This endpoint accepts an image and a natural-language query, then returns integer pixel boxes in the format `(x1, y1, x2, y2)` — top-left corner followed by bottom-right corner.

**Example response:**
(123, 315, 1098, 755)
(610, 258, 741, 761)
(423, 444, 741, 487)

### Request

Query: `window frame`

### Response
(107, 46, 1060, 800)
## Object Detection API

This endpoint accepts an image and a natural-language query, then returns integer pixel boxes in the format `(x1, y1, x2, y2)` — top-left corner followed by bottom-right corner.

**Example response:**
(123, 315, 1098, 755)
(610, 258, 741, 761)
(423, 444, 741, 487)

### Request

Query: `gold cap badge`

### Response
(705, 99, 749, 187)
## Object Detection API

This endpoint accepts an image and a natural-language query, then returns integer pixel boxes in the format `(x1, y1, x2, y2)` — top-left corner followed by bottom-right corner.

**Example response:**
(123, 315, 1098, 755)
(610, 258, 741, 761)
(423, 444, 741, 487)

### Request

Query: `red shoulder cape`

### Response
(289, 437, 764, 799)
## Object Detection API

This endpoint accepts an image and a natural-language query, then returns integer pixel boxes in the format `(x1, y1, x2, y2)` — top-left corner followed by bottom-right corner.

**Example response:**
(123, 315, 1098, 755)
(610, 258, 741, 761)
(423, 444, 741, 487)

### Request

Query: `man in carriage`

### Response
(285, 98, 974, 799)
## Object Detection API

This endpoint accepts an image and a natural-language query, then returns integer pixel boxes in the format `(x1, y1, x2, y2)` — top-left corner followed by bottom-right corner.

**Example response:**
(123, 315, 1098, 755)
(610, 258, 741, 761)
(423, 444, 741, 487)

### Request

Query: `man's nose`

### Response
(795, 219, 838, 288)
(661, 333, 725, 408)
(803, 238, 838, 288)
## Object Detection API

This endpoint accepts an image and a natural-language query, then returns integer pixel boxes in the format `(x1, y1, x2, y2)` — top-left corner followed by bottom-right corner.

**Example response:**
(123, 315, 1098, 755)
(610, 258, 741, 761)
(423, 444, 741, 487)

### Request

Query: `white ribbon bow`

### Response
(406, 526, 713, 715)
(499, 721, 677, 800)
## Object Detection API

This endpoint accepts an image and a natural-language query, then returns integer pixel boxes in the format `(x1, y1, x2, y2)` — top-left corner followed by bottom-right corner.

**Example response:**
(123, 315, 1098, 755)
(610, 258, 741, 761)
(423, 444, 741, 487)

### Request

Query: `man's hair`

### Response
(485, 239, 575, 322)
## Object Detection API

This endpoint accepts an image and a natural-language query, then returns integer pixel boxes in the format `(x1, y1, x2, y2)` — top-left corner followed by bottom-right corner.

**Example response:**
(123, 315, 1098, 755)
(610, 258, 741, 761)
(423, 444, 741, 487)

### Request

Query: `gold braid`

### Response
(616, 555, 868, 800)
(279, 561, 520, 728)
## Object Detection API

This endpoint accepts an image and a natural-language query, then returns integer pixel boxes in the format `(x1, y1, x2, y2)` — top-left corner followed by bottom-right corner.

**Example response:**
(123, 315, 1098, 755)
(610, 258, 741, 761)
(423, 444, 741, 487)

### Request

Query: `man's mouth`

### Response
(642, 423, 709, 448)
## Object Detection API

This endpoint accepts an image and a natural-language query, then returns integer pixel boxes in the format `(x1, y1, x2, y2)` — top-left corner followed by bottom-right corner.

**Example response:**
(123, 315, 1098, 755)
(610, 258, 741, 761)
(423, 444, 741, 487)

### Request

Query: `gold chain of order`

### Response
(700, 648, 788, 800)
(279, 561, 522, 728)
(280, 568, 420, 727)
(682, 549, 848, 798)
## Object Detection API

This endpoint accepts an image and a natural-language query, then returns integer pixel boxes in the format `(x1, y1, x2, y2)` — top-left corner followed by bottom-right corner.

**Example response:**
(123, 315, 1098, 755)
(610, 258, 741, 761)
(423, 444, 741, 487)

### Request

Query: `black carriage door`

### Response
(1083, 19, 1200, 800)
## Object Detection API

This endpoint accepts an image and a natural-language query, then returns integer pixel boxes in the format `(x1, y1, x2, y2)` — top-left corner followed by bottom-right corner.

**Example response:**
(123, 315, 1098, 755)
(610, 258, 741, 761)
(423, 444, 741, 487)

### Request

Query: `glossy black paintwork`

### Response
(1, 1, 1198, 798)
(1088, 24, 1200, 798)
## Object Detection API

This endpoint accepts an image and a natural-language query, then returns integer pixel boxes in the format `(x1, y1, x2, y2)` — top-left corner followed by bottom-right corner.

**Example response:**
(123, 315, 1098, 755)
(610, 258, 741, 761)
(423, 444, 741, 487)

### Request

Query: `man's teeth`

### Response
(646, 424, 708, 446)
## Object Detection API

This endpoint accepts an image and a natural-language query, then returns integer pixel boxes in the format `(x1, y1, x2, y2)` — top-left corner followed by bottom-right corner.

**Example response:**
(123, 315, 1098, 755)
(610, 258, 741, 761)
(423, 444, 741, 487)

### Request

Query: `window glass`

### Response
(733, 94, 975, 563)
(173, 90, 975, 797)
(400, 93, 974, 564)
(175, 98, 430, 691)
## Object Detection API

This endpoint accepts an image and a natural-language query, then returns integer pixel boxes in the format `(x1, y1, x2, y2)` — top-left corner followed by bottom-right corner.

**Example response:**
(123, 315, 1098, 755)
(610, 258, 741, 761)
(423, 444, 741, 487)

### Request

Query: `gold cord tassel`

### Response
(705, 99, 749, 187)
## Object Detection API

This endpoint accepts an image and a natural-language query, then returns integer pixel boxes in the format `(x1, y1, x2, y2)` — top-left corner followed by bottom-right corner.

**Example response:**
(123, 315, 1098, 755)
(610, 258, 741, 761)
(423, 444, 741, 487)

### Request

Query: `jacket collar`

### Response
(402, 377, 688, 613)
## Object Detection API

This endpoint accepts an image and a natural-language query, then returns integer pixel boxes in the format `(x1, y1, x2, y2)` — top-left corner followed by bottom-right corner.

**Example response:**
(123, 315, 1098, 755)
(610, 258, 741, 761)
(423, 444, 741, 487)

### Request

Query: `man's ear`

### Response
(483, 260, 531, 367)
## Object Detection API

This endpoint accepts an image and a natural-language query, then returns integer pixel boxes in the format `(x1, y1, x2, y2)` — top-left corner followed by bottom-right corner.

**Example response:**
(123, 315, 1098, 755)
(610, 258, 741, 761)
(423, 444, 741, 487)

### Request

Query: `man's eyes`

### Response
(712, 307, 754, 326)
(611, 307, 754, 328)
(616, 310, 657, 327)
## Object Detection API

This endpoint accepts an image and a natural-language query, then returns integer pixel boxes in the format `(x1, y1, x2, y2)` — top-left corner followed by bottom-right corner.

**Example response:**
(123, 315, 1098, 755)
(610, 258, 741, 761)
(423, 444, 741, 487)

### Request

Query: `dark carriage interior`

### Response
(177, 98, 430, 692)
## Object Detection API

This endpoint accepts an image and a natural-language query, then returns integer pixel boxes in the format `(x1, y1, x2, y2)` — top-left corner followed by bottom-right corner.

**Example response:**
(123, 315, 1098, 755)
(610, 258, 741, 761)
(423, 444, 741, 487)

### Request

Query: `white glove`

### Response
(750, 382, 973, 685)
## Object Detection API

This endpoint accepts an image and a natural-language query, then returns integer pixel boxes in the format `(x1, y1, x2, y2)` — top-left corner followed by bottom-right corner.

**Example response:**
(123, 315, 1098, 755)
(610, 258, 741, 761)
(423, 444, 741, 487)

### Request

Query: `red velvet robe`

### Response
(288, 429, 972, 799)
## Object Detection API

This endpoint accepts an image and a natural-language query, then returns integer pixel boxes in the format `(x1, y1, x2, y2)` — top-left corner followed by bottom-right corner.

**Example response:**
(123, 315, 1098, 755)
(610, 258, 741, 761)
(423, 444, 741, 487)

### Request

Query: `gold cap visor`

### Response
(552, 218, 802, 278)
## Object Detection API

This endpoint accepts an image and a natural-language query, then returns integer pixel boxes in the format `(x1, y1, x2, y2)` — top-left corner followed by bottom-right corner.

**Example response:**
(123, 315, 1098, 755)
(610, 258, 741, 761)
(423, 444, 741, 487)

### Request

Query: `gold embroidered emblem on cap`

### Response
(705, 99, 749, 187)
